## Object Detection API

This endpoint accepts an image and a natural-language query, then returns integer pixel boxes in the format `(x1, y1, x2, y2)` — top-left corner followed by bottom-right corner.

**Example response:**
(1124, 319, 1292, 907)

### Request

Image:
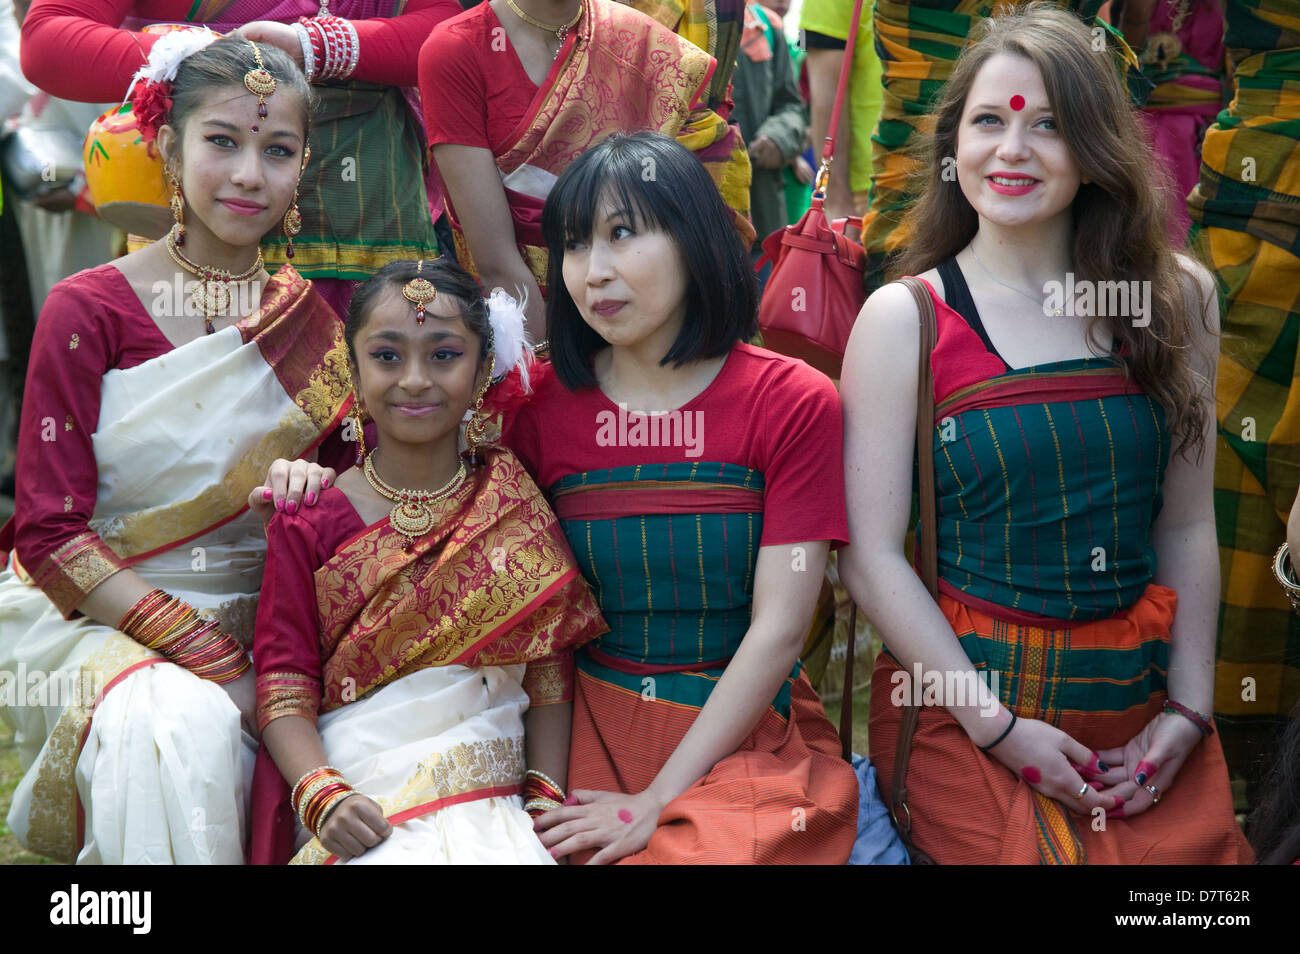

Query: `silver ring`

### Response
(1145, 783, 1161, 804)
(1074, 782, 1089, 799)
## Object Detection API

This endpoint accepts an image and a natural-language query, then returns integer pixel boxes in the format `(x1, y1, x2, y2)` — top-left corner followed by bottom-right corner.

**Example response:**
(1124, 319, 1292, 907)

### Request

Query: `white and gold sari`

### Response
(0, 266, 351, 864)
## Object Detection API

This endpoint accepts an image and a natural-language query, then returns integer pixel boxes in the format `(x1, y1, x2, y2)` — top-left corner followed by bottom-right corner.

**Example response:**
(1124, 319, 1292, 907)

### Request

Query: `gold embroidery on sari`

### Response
(522, 656, 571, 706)
(294, 344, 353, 430)
(32, 532, 126, 617)
(92, 410, 319, 559)
(289, 736, 525, 865)
(24, 632, 159, 863)
(315, 448, 606, 710)
(256, 671, 321, 731)
(90, 268, 349, 561)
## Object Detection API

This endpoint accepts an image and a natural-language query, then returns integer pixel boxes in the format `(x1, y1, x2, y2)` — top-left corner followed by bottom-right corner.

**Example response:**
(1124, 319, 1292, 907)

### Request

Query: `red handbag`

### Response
(756, 0, 866, 379)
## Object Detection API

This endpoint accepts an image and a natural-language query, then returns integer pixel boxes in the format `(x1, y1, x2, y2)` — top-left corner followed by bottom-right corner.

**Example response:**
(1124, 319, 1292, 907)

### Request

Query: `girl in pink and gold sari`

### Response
(249, 259, 605, 864)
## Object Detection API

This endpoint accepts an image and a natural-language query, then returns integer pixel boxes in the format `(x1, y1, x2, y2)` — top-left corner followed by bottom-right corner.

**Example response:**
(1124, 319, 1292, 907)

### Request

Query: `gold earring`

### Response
(463, 354, 496, 459)
(284, 146, 307, 260)
(168, 167, 185, 246)
(345, 363, 368, 466)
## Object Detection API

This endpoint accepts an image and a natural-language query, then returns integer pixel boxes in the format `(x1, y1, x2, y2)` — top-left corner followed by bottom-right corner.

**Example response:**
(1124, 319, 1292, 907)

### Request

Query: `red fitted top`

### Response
(0, 264, 353, 581)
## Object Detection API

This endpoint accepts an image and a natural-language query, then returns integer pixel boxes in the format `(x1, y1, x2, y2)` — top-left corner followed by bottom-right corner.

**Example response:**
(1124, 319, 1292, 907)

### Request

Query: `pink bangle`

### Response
(1164, 699, 1213, 737)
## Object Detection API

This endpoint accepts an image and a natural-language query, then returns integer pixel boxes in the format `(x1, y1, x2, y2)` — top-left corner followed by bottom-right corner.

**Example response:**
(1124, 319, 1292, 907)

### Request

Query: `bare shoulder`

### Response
(1172, 252, 1220, 331)
(854, 278, 925, 340)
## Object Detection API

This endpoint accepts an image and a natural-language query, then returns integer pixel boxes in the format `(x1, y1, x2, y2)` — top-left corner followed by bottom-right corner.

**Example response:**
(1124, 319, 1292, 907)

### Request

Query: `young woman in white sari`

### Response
(0, 34, 353, 863)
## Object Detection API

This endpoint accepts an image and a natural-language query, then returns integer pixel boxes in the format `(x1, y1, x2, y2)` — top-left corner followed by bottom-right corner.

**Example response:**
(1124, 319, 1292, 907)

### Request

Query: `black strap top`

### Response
(935, 257, 1010, 371)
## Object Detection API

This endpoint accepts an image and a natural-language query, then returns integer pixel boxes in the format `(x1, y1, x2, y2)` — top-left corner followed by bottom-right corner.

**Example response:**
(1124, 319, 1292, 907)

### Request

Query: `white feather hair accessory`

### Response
(123, 27, 221, 102)
(485, 286, 534, 392)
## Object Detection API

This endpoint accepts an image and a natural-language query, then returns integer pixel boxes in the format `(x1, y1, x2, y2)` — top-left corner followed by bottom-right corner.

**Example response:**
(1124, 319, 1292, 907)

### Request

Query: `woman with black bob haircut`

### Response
(519, 130, 860, 863)
(541, 131, 757, 391)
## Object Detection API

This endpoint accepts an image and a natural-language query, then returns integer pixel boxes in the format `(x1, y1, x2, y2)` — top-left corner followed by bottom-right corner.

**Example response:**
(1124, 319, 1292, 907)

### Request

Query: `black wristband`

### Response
(979, 711, 1017, 752)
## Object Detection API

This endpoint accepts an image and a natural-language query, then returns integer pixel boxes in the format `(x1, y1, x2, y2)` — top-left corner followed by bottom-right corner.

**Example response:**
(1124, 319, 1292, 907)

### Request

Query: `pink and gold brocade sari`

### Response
(449, 0, 755, 292)
(250, 446, 606, 864)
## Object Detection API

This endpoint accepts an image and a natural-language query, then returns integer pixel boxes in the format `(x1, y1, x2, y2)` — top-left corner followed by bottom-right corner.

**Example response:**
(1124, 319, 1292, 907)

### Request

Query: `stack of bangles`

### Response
(1163, 699, 1214, 737)
(293, 14, 359, 82)
(522, 769, 566, 818)
(118, 588, 249, 684)
(292, 766, 358, 837)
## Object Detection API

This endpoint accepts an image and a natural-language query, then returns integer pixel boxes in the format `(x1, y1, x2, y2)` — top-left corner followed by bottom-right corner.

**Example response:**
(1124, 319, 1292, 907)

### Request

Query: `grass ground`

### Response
(0, 720, 55, 864)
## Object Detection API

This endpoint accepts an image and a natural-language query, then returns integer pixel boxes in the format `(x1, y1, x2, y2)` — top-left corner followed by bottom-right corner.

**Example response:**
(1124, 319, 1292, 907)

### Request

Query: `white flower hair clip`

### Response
(485, 286, 534, 392)
(124, 27, 221, 103)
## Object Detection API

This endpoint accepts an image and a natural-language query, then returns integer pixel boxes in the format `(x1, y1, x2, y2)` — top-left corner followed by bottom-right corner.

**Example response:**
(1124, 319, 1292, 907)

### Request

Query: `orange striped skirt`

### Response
(568, 661, 859, 864)
(869, 586, 1253, 864)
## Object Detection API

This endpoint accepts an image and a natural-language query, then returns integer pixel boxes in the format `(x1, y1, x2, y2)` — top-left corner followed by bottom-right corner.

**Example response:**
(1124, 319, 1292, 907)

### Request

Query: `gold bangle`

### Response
(1273, 543, 1300, 614)
(523, 797, 562, 814)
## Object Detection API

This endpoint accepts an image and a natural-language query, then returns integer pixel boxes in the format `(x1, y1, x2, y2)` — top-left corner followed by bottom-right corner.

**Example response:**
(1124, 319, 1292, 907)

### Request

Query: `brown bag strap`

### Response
(839, 604, 856, 762)
(891, 277, 939, 862)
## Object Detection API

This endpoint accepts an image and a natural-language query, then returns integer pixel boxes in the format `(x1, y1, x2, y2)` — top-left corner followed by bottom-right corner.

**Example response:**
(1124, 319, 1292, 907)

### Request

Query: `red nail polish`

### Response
(305, 491, 316, 506)
(262, 488, 273, 500)
(562, 794, 578, 806)
(1113, 796, 1125, 809)
(321, 477, 331, 489)
(1089, 780, 1103, 790)
(275, 497, 284, 511)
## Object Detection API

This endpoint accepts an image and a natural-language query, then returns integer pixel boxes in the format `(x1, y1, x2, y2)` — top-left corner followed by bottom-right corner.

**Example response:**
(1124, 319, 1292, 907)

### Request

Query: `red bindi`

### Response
(1010, 95, 1025, 111)
(617, 809, 634, 824)
(1021, 765, 1042, 784)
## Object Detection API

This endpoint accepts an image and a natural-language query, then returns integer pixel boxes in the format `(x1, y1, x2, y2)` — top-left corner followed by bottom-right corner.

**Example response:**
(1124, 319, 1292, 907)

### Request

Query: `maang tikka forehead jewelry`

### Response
(402, 259, 437, 324)
(244, 40, 277, 120)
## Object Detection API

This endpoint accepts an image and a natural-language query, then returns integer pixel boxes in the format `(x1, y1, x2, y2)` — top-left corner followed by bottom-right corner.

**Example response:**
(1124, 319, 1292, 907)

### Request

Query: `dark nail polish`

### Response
(1136, 772, 1147, 785)
(1097, 760, 1109, 772)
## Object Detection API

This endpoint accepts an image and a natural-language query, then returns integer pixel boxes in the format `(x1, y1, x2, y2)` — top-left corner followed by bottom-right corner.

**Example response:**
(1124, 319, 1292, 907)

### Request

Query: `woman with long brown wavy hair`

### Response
(838, 3, 1252, 863)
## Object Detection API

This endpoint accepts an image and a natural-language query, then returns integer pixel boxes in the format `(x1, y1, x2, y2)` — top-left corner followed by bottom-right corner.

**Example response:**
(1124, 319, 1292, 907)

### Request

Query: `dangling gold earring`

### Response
(346, 361, 368, 466)
(348, 394, 368, 467)
(463, 355, 496, 459)
(168, 166, 186, 246)
(283, 148, 307, 260)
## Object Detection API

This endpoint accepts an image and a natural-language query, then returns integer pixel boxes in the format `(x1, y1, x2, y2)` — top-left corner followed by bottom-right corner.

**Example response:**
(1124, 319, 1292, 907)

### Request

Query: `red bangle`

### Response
(1164, 699, 1213, 737)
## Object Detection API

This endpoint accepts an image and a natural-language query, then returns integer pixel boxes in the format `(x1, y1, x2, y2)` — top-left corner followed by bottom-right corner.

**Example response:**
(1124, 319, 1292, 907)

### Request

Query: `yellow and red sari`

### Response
(444, 0, 754, 292)
(249, 445, 606, 864)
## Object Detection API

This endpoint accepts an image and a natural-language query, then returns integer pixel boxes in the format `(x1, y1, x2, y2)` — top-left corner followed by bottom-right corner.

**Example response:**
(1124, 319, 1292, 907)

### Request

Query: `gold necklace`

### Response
(363, 451, 467, 547)
(165, 227, 264, 334)
(505, 0, 582, 43)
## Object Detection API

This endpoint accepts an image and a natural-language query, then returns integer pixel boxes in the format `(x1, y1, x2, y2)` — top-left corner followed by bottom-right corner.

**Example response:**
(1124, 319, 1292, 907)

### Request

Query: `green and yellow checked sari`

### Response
(860, 1, 1140, 294)
(1187, 0, 1300, 796)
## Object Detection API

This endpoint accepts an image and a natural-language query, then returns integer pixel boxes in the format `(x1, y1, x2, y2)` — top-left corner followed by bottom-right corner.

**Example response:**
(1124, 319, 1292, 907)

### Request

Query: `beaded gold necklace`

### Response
(363, 451, 467, 547)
